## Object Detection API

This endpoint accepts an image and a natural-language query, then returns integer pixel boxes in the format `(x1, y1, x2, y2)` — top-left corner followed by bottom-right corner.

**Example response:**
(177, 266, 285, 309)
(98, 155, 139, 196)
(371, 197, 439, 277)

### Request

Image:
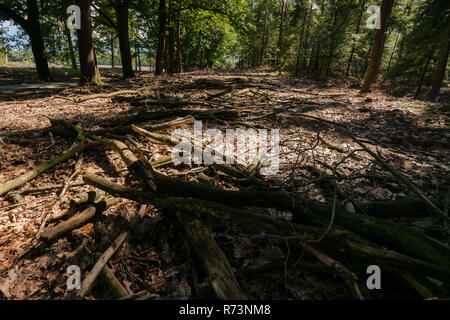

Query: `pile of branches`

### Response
(1, 78, 449, 300)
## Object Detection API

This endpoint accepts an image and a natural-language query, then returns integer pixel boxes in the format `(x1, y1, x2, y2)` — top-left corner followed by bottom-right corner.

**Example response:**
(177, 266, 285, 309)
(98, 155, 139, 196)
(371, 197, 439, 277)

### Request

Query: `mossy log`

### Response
(308, 202, 450, 267)
(95, 139, 450, 269)
(176, 211, 247, 300)
(357, 198, 429, 218)
(100, 265, 130, 299)
(0, 142, 84, 197)
(82, 173, 450, 283)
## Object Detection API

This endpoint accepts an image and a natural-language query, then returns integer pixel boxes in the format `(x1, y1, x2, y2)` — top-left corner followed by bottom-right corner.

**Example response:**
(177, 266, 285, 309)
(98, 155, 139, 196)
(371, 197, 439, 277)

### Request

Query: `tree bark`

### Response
(361, 0, 393, 92)
(176, 15, 183, 73)
(167, 1, 175, 74)
(155, 0, 167, 75)
(65, 25, 77, 70)
(76, 0, 101, 84)
(0, 0, 52, 81)
(430, 16, 450, 99)
(111, 34, 115, 69)
(116, 0, 134, 78)
(415, 50, 433, 97)
(346, 0, 366, 77)
(295, 7, 307, 76)
(276, 0, 286, 75)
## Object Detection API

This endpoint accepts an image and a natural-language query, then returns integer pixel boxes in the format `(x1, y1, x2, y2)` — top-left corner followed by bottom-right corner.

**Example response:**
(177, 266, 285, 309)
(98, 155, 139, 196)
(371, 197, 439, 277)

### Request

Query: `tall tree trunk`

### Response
(259, 8, 270, 66)
(301, 3, 313, 70)
(415, 51, 433, 97)
(295, 7, 307, 76)
(386, 31, 400, 75)
(346, 0, 366, 77)
(65, 25, 77, 70)
(276, 0, 286, 75)
(361, 0, 393, 92)
(430, 17, 450, 99)
(111, 34, 115, 69)
(76, 0, 101, 84)
(26, 0, 51, 81)
(0, 0, 51, 80)
(325, 8, 338, 78)
(137, 42, 141, 72)
(176, 18, 183, 73)
(155, 0, 167, 75)
(116, 0, 133, 78)
(134, 39, 138, 71)
(167, 1, 175, 74)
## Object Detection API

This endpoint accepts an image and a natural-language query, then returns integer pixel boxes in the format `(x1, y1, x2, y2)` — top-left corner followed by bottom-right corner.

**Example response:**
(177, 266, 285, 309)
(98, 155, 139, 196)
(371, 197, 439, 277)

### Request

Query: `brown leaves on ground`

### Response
(0, 70, 448, 300)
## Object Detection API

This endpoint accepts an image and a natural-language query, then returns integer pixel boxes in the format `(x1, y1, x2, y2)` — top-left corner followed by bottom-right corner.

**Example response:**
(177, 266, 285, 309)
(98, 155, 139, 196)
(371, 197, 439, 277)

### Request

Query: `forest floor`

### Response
(0, 70, 449, 300)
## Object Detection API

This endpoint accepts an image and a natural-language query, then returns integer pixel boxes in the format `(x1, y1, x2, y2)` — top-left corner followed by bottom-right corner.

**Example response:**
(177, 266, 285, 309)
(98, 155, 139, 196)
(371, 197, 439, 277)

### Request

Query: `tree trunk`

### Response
(386, 31, 400, 75)
(26, 0, 51, 81)
(325, 9, 338, 78)
(430, 17, 450, 99)
(111, 34, 115, 69)
(65, 25, 77, 70)
(346, 0, 366, 77)
(76, 0, 101, 84)
(276, 0, 286, 75)
(137, 43, 141, 72)
(295, 7, 307, 76)
(361, 0, 393, 92)
(176, 18, 183, 73)
(415, 50, 433, 97)
(167, 1, 175, 74)
(259, 8, 270, 66)
(155, 0, 167, 75)
(301, 3, 313, 70)
(116, 0, 134, 78)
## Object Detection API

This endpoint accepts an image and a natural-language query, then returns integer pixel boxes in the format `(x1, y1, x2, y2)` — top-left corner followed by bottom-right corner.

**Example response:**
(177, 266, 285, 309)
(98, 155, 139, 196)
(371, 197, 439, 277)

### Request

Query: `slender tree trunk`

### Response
(137, 43, 141, 72)
(415, 51, 433, 97)
(276, 0, 286, 75)
(386, 32, 400, 75)
(259, 8, 270, 66)
(295, 7, 307, 76)
(111, 34, 115, 69)
(194, 36, 202, 70)
(301, 3, 313, 70)
(76, 0, 101, 84)
(346, 0, 366, 77)
(430, 17, 450, 99)
(155, 0, 167, 75)
(65, 25, 77, 70)
(116, 0, 133, 78)
(325, 9, 338, 78)
(176, 18, 183, 73)
(361, 0, 393, 92)
(134, 39, 138, 71)
(167, 1, 175, 74)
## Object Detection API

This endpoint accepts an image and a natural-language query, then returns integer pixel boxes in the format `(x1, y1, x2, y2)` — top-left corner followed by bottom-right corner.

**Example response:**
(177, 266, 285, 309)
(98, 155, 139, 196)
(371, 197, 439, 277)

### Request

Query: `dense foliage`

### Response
(0, 0, 448, 94)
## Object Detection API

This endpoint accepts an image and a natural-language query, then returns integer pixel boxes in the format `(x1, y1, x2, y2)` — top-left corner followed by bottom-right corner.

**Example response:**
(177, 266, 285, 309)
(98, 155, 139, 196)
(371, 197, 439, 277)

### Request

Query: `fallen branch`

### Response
(177, 211, 247, 299)
(100, 265, 130, 299)
(292, 113, 449, 223)
(40, 197, 120, 242)
(77, 231, 128, 298)
(0, 142, 84, 197)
